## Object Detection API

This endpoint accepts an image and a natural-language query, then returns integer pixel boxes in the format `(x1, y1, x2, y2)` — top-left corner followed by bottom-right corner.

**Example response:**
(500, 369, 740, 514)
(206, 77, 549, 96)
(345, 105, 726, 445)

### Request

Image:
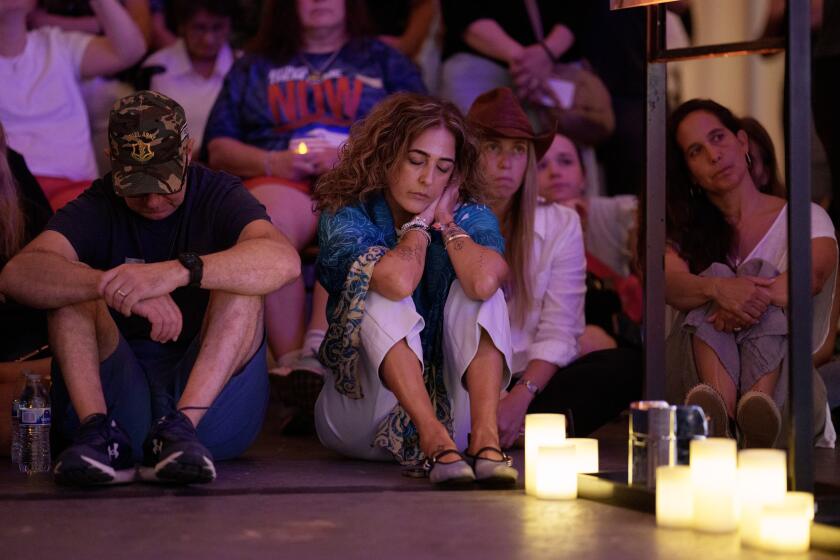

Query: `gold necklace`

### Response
(299, 46, 344, 82)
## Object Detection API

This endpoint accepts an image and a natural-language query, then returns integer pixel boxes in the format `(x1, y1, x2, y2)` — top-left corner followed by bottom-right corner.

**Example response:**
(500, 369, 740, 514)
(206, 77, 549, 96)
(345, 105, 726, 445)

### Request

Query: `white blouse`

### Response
(508, 202, 587, 373)
(738, 203, 837, 352)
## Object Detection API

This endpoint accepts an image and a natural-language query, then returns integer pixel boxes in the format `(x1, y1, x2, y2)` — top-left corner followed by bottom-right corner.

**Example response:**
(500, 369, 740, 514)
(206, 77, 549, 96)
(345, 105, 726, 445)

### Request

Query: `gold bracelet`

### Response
(444, 233, 470, 248)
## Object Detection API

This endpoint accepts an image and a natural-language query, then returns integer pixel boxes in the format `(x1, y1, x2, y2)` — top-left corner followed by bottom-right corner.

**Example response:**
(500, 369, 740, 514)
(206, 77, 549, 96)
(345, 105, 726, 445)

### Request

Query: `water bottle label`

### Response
(20, 407, 50, 425)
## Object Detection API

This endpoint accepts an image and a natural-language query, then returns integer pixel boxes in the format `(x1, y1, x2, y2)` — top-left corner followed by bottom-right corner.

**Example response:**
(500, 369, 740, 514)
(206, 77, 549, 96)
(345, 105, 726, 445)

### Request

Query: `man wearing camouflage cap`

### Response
(0, 91, 301, 486)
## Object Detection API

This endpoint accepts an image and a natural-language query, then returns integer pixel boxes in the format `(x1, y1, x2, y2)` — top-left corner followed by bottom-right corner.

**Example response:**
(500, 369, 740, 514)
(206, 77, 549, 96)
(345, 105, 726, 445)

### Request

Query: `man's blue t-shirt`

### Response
(203, 37, 426, 152)
(46, 164, 270, 343)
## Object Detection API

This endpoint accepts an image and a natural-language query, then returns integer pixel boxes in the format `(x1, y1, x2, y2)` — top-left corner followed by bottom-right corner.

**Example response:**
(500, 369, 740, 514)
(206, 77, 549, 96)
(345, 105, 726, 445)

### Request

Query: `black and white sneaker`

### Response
(138, 410, 216, 484)
(54, 414, 136, 486)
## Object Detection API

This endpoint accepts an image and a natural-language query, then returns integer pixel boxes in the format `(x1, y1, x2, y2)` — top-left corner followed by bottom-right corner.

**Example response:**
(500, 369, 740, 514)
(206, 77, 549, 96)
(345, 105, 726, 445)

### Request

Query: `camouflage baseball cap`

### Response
(108, 90, 189, 197)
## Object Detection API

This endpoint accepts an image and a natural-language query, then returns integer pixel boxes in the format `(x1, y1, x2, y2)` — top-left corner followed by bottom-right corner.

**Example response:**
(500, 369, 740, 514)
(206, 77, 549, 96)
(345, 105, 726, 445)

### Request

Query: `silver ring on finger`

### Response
(116, 289, 128, 298)
(733, 326, 743, 332)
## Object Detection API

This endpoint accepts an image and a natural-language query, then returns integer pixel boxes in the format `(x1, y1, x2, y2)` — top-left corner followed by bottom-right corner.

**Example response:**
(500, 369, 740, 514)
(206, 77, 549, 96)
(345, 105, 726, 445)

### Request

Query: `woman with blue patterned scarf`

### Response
(311, 92, 518, 487)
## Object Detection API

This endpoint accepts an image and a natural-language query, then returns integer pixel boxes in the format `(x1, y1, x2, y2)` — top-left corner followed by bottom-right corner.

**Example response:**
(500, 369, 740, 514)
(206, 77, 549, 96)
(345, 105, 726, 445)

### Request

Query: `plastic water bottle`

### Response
(18, 373, 51, 474)
(10, 397, 21, 465)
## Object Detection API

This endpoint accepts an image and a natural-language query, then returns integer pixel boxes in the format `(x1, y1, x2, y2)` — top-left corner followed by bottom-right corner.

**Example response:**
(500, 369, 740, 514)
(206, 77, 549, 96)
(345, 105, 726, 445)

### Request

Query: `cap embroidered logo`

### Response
(126, 131, 158, 163)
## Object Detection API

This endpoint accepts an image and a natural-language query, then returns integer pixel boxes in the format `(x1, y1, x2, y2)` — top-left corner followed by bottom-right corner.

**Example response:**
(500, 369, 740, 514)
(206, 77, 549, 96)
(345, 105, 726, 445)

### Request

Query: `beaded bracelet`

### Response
(398, 216, 431, 246)
(403, 226, 431, 247)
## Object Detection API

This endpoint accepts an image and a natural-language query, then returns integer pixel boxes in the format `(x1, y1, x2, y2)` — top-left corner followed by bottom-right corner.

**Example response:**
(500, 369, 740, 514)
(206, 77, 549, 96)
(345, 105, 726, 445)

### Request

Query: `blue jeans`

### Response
(51, 335, 269, 461)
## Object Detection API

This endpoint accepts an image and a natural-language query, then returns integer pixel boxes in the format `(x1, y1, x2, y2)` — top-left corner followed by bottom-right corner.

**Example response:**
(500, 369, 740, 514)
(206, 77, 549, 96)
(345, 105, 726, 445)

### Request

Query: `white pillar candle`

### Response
(690, 438, 739, 533)
(756, 492, 814, 554)
(525, 414, 566, 495)
(535, 444, 577, 500)
(656, 465, 693, 528)
(567, 438, 599, 473)
(737, 449, 787, 548)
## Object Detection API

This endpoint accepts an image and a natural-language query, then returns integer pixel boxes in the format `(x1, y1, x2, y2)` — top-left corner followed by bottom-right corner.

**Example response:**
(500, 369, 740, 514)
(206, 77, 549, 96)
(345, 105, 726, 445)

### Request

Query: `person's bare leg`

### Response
(307, 281, 329, 333)
(177, 291, 264, 428)
(379, 339, 459, 461)
(265, 277, 306, 359)
(747, 368, 781, 395)
(48, 300, 120, 422)
(692, 336, 737, 418)
(249, 183, 318, 358)
(464, 329, 505, 459)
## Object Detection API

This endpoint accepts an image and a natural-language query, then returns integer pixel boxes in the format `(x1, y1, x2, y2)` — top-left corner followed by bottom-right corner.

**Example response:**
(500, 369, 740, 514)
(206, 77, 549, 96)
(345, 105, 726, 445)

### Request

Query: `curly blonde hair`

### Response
(313, 93, 486, 213)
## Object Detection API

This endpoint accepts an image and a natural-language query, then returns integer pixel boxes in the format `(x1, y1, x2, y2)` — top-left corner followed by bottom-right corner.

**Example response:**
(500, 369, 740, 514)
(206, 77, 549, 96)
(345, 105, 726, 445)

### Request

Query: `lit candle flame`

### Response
(297, 142, 308, 155)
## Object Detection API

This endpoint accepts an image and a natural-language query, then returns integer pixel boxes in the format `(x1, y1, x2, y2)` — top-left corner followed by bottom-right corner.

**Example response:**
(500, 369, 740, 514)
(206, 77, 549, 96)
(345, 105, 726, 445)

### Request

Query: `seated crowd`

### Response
(0, 0, 835, 489)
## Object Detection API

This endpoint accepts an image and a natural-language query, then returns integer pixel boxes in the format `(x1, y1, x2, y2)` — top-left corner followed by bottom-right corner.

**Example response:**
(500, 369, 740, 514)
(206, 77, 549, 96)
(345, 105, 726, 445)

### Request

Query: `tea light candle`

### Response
(756, 492, 814, 553)
(525, 414, 566, 495)
(297, 141, 308, 155)
(690, 438, 738, 533)
(738, 449, 787, 548)
(656, 465, 693, 528)
(567, 438, 599, 473)
(535, 444, 577, 500)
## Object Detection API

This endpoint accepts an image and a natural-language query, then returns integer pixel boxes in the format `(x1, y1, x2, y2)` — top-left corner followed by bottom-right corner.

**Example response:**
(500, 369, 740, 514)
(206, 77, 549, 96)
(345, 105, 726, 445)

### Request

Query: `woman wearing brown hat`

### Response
(468, 88, 642, 447)
(311, 92, 518, 486)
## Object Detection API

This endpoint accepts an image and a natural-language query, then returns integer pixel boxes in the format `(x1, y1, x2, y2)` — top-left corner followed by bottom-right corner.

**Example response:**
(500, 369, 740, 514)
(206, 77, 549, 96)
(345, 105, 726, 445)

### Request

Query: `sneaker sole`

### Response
(737, 392, 781, 448)
(54, 456, 136, 486)
(686, 385, 730, 438)
(138, 451, 216, 484)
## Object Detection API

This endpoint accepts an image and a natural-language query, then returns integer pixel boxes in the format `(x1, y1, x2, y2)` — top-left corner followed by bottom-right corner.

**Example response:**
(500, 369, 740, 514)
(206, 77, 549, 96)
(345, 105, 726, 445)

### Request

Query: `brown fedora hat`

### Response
(466, 87, 555, 160)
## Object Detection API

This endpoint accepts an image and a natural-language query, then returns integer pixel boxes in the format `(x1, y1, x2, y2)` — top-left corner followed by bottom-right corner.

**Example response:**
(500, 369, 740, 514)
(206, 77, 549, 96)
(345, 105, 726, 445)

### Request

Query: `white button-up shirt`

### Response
(509, 202, 586, 373)
(144, 39, 234, 155)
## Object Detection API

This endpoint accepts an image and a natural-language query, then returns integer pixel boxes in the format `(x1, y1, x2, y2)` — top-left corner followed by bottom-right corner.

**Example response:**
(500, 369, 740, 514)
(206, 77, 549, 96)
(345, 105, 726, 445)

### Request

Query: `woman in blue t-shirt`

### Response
(311, 92, 518, 487)
(204, 0, 426, 361)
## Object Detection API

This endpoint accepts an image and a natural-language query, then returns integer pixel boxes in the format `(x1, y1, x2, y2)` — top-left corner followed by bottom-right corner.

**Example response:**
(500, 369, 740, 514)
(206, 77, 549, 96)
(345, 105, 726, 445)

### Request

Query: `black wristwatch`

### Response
(177, 252, 203, 288)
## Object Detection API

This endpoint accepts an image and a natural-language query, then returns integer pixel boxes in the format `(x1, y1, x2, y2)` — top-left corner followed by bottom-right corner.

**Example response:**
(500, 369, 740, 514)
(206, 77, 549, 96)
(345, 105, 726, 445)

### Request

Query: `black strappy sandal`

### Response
(422, 449, 475, 487)
(465, 446, 518, 487)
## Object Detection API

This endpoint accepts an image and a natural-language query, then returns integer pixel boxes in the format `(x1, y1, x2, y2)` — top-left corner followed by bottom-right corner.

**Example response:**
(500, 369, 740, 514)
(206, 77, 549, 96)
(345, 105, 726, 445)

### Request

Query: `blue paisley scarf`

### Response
(318, 245, 454, 465)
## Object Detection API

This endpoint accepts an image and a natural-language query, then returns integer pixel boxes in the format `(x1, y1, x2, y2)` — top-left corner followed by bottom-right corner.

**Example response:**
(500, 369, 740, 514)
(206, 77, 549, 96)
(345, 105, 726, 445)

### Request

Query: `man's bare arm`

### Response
(0, 231, 102, 309)
(98, 219, 302, 313)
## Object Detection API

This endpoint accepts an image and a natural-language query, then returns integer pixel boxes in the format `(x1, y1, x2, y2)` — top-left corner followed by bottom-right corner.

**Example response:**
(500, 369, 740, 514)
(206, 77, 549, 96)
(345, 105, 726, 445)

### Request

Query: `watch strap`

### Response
(178, 252, 203, 288)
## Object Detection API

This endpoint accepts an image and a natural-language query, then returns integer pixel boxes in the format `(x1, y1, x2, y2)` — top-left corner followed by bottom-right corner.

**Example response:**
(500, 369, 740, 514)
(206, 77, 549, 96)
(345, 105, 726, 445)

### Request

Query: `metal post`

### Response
(786, 0, 813, 492)
(643, 6, 667, 400)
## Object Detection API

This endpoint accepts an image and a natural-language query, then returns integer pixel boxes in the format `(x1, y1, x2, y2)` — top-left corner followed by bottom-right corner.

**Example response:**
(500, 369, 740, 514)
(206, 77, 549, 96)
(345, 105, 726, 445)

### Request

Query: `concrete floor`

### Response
(2, 416, 840, 559)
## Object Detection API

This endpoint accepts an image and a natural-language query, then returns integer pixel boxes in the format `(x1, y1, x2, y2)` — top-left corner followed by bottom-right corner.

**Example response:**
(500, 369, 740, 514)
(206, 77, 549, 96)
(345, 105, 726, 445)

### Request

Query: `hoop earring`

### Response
(746, 152, 753, 168)
(689, 183, 700, 198)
